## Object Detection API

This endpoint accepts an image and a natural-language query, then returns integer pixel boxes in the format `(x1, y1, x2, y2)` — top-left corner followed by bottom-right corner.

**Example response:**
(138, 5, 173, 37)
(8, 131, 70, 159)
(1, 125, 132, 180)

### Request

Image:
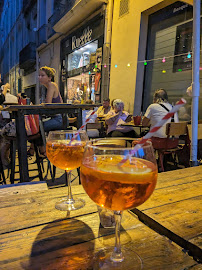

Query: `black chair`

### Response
(6, 134, 45, 184)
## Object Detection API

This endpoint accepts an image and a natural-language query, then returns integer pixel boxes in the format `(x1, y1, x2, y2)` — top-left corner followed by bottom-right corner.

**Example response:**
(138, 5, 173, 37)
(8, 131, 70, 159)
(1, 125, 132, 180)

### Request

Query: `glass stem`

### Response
(66, 170, 74, 203)
(111, 210, 124, 263)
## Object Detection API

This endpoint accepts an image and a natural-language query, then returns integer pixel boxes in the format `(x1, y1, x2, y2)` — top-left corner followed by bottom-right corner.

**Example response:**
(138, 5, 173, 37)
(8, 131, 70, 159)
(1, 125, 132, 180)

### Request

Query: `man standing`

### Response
(97, 98, 111, 117)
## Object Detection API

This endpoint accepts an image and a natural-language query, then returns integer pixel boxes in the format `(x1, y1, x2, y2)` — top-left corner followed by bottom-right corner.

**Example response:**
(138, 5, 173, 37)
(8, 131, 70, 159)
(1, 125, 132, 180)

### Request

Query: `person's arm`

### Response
(142, 105, 152, 126)
(105, 111, 120, 125)
(142, 116, 150, 126)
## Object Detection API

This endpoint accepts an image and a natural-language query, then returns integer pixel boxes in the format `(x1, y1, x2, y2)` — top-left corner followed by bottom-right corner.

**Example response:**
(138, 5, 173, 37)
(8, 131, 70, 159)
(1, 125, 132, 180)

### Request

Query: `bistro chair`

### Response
(86, 122, 106, 138)
(151, 121, 189, 172)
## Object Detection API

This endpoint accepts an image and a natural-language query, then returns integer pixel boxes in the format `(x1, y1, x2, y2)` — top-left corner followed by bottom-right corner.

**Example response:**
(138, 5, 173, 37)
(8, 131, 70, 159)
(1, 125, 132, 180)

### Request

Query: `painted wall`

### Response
(39, 38, 61, 87)
(109, 0, 193, 113)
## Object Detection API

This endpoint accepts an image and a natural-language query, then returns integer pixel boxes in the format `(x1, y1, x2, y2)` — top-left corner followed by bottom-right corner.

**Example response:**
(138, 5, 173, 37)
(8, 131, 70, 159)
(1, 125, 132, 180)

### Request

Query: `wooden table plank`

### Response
(0, 186, 98, 234)
(0, 211, 198, 270)
(130, 166, 202, 263)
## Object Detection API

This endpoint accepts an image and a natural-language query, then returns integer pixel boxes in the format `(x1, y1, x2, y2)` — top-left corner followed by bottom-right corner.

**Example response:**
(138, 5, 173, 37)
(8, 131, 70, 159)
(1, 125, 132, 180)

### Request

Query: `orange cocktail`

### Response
(80, 155, 157, 211)
(46, 140, 85, 171)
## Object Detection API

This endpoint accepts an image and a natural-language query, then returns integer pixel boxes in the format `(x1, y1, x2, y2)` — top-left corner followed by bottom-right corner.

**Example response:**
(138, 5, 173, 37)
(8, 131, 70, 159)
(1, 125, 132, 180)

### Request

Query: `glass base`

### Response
(55, 198, 85, 211)
(93, 247, 143, 270)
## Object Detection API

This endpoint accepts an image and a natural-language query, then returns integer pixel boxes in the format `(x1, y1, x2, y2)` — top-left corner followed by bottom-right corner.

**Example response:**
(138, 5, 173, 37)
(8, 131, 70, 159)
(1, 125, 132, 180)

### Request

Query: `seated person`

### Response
(97, 98, 111, 118)
(3, 84, 18, 104)
(82, 100, 99, 138)
(105, 99, 138, 138)
(0, 83, 8, 105)
(142, 89, 178, 138)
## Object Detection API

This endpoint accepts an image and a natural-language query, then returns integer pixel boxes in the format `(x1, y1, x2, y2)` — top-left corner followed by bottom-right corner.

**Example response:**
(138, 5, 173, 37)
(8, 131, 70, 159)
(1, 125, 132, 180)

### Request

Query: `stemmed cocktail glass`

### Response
(80, 138, 158, 269)
(46, 130, 88, 211)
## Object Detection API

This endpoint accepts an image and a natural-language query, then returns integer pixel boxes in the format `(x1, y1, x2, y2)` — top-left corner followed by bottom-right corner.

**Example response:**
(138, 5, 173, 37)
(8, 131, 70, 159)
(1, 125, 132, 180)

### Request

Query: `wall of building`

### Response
(109, 0, 193, 113)
(38, 38, 62, 87)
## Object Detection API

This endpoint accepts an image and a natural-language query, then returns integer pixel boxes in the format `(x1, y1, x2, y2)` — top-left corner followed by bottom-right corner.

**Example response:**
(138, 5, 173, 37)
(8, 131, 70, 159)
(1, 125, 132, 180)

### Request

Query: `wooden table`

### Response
(0, 166, 201, 269)
(3, 104, 100, 182)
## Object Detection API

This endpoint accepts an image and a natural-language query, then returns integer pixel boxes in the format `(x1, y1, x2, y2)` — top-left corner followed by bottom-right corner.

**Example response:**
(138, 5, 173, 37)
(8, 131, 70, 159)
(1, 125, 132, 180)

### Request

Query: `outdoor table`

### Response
(120, 122, 150, 135)
(0, 166, 201, 269)
(3, 104, 100, 182)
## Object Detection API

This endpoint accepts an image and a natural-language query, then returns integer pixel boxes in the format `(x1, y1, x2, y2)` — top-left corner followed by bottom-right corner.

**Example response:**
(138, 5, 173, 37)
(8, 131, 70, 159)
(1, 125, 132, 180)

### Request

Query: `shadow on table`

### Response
(24, 218, 95, 270)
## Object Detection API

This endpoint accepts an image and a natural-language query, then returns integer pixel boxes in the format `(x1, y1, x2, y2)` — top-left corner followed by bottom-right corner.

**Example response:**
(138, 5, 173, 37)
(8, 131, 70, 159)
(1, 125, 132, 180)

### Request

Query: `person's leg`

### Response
(110, 130, 125, 137)
(43, 115, 63, 133)
(123, 130, 139, 138)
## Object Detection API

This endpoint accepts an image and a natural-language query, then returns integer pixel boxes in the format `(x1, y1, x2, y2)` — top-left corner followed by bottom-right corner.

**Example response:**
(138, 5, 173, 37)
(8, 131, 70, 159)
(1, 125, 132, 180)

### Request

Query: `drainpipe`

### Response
(191, 0, 201, 166)
(35, 0, 40, 104)
(101, 0, 114, 100)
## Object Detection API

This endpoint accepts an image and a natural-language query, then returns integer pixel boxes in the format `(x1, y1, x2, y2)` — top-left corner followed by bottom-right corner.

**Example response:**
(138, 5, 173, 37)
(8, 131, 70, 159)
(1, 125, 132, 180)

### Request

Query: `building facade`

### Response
(1, 0, 201, 121)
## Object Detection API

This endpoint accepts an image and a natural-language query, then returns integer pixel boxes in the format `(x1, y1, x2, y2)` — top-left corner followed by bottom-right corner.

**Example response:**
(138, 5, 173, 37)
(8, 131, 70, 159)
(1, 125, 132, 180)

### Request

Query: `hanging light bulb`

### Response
(162, 57, 166, 63)
(144, 60, 147, 66)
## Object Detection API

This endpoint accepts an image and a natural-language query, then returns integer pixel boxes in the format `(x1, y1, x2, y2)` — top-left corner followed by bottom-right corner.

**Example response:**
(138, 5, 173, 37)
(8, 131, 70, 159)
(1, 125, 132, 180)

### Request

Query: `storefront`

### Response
(60, 13, 104, 104)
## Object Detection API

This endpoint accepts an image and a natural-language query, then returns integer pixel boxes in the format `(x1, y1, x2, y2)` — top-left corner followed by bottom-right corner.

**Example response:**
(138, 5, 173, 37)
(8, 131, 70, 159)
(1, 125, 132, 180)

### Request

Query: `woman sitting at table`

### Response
(28, 66, 64, 156)
(142, 89, 178, 138)
(105, 99, 138, 138)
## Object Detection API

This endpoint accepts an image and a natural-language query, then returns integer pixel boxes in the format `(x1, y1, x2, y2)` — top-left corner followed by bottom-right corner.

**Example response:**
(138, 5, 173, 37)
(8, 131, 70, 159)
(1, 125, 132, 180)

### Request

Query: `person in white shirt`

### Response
(105, 99, 138, 138)
(142, 89, 178, 138)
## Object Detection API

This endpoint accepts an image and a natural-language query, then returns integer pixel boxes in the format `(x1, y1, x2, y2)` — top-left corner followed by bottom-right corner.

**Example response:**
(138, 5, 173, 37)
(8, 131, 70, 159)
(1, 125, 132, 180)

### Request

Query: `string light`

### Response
(178, 69, 182, 72)
(162, 57, 166, 63)
(95, 65, 98, 68)
(162, 70, 166, 73)
(144, 60, 147, 66)
(89, 71, 91, 74)
(115, 64, 118, 68)
(104, 64, 107, 68)
(127, 63, 131, 67)
(187, 52, 191, 58)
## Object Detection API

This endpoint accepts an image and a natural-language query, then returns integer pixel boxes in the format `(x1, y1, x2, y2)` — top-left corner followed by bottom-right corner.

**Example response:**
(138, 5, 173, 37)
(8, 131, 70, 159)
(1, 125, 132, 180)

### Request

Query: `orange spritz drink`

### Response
(80, 138, 158, 269)
(46, 130, 88, 211)
(81, 155, 157, 211)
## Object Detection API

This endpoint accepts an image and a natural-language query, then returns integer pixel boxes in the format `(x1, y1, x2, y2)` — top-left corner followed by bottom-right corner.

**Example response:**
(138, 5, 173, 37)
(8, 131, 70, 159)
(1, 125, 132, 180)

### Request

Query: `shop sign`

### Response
(72, 27, 93, 50)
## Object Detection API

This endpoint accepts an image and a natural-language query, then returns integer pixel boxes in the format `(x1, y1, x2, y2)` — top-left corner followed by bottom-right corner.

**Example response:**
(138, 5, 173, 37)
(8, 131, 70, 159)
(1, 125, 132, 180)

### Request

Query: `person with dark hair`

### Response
(142, 89, 178, 138)
(97, 98, 111, 117)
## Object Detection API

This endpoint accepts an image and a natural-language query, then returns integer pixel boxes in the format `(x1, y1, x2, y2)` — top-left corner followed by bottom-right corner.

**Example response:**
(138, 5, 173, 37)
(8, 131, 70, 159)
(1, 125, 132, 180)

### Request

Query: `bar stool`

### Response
(6, 134, 44, 184)
(0, 154, 6, 185)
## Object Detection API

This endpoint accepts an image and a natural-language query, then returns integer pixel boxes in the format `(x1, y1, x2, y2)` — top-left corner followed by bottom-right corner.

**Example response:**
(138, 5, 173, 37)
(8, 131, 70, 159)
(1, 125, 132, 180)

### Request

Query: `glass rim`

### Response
(48, 130, 87, 134)
(85, 137, 152, 151)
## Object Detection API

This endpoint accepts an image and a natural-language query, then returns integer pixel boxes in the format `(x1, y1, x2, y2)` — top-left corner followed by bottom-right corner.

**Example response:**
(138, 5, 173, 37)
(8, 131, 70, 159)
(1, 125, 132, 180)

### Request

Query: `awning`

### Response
(53, 0, 108, 34)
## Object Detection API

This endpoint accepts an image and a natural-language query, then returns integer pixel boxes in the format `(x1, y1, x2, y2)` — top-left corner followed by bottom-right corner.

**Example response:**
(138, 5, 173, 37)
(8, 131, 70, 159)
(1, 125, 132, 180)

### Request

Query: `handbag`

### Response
(24, 115, 39, 136)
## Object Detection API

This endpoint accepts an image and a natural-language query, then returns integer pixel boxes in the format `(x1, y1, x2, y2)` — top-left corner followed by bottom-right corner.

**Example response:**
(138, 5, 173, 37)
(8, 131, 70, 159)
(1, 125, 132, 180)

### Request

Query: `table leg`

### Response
(77, 109, 82, 129)
(15, 111, 29, 182)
